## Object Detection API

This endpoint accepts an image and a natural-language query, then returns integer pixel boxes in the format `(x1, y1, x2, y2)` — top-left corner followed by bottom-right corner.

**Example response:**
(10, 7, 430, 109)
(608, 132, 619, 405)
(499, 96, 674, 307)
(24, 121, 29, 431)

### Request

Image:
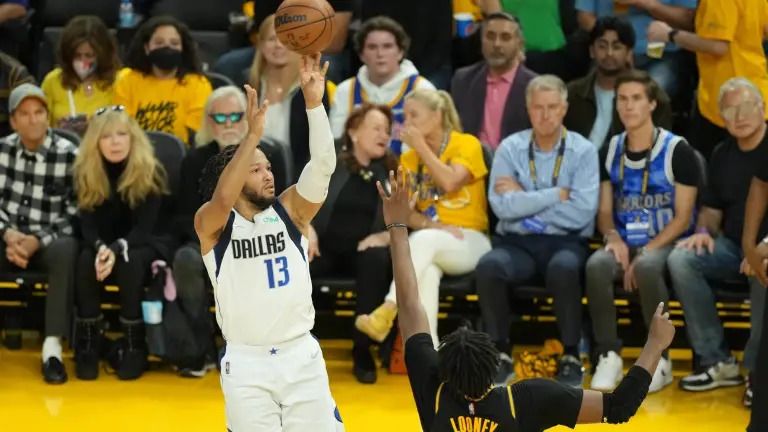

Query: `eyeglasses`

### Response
(209, 112, 245, 125)
(95, 105, 126, 116)
(721, 100, 761, 122)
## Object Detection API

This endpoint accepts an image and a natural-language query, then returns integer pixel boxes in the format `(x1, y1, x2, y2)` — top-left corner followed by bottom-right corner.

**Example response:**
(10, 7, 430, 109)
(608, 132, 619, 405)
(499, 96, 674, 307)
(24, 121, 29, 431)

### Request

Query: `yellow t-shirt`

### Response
(401, 131, 489, 233)
(41, 68, 115, 127)
(113, 68, 213, 144)
(695, 0, 768, 127)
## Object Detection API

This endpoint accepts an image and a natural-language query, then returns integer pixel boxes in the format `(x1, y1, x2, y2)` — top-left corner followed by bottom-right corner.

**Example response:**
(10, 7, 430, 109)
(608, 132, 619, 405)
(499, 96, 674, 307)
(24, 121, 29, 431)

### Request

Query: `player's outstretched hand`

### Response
(376, 167, 413, 227)
(299, 53, 329, 110)
(243, 84, 269, 138)
(647, 302, 675, 353)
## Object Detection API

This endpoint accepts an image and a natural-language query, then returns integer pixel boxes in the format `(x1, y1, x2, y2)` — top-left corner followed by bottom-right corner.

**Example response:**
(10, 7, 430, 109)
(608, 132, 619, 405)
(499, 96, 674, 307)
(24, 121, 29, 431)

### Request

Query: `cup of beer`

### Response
(614, 0, 630, 14)
(646, 41, 666, 59)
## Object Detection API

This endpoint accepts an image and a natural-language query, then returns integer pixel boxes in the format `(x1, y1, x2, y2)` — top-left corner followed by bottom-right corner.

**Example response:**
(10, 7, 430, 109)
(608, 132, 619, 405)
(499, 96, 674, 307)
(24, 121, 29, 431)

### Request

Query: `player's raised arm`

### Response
(195, 85, 268, 254)
(279, 53, 336, 231)
(376, 168, 430, 342)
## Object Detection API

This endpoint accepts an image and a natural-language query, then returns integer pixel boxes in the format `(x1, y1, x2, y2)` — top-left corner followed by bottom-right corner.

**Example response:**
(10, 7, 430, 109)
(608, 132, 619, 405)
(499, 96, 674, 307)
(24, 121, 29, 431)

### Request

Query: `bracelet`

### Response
(386, 223, 408, 230)
(696, 227, 709, 235)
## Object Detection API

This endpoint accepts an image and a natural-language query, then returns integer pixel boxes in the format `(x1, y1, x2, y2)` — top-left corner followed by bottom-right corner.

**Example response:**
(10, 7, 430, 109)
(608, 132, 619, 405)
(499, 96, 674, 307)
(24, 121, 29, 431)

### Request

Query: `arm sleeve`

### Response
(671, 142, 700, 187)
(757, 145, 768, 182)
(34, 177, 77, 247)
(79, 208, 101, 248)
(512, 379, 583, 432)
(404, 333, 441, 432)
(296, 106, 336, 203)
(123, 194, 162, 248)
(488, 142, 561, 220)
(450, 136, 487, 181)
(538, 145, 600, 231)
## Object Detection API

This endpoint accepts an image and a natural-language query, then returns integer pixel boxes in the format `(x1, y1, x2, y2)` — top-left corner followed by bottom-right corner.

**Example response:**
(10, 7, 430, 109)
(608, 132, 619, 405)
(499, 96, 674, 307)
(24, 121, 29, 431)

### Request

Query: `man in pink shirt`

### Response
(451, 12, 537, 149)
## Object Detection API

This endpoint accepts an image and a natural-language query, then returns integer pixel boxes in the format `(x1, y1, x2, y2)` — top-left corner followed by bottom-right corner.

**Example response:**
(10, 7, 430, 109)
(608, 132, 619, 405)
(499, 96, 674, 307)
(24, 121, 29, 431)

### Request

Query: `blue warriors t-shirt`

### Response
(602, 128, 697, 242)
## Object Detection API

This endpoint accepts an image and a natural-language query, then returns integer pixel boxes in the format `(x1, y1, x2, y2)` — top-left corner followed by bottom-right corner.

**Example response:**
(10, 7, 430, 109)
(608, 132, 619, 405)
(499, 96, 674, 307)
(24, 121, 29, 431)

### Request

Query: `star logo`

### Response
(269, 347, 279, 355)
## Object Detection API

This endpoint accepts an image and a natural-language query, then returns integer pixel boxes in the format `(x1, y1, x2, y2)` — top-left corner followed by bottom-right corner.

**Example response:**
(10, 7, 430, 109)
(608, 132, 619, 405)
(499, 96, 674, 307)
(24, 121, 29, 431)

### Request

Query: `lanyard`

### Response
(416, 133, 450, 199)
(529, 128, 566, 190)
(618, 128, 659, 198)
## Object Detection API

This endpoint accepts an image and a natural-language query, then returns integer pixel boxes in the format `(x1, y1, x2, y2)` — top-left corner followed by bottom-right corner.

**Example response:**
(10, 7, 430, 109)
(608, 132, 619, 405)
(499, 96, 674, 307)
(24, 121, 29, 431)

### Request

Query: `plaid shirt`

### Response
(0, 130, 77, 246)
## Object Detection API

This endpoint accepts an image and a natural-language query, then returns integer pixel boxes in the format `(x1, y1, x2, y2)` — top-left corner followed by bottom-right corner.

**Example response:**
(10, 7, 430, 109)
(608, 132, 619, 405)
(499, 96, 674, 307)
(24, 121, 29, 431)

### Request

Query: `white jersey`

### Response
(202, 201, 314, 346)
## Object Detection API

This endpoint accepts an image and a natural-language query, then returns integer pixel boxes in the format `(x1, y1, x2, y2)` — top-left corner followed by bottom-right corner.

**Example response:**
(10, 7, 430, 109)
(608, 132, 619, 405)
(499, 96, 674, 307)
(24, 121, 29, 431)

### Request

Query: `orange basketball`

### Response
(274, 0, 335, 55)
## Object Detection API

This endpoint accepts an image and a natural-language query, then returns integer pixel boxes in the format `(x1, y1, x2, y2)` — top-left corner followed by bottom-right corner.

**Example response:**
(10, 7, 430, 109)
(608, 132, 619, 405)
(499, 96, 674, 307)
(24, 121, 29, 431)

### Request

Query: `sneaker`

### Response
(178, 361, 216, 378)
(355, 303, 397, 343)
(679, 357, 744, 392)
(591, 351, 624, 392)
(649, 357, 673, 393)
(556, 355, 584, 388)
(744, 375, 753, 408)
(493, 353, 516, 386)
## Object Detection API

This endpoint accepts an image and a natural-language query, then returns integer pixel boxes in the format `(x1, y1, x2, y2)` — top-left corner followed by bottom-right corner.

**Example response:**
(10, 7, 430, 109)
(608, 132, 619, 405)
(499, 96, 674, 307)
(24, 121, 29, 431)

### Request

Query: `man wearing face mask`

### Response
(115, 16, 212, 145)
(170, 86, 249, 377)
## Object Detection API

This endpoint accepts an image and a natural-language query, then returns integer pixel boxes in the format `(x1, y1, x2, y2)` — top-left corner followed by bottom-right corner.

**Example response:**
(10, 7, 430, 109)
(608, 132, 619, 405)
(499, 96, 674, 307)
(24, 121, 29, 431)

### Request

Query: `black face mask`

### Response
(147, 46, 183, 71)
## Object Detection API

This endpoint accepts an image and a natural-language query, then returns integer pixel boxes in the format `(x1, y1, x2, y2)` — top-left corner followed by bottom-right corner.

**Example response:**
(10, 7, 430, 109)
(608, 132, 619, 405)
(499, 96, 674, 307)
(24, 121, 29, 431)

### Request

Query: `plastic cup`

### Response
(647, 42, 666, 59)
(454, 13, 476, 39)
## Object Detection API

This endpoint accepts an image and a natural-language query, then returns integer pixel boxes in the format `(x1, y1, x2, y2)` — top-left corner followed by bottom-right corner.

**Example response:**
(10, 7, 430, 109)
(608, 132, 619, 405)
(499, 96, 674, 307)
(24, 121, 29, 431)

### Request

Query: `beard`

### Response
(216, 130, 247, 147)
(243, 187, 277, 210)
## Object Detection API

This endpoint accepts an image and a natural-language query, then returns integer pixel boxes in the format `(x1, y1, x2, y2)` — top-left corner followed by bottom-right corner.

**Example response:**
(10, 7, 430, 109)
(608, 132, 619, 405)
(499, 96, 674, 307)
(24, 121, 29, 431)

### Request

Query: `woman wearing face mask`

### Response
(72, 107, 168, 382)
(355, 89, 492, 347)
(248, 14, 335, 181)
(115, 16, 212, 145)
(308, 104, 398, 384)
(41, 16, 121, 136)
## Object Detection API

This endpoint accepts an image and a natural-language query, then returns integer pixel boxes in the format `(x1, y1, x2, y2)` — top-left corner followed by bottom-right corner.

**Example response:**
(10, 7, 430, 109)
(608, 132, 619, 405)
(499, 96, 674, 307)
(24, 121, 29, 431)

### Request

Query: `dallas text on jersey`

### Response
(231, 232, 287, 259)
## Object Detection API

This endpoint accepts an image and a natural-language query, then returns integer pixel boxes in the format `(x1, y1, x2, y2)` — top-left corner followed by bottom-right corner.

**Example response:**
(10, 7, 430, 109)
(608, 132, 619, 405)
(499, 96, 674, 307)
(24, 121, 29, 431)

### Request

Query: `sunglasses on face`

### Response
(95, 105, 126, 116)
(209, 112, 245, 125)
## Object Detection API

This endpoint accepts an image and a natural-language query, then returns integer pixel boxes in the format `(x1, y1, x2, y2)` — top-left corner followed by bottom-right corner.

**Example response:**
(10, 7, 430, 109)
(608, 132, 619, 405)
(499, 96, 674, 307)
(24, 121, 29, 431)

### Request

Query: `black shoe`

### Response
(42, 357, 68, 384)
(117, 320, 147, 381)
(493, 353, 516, 386)
(353, 345, 377, 384)
(556, 355, 584, 388)
(74, 317, 102, 380)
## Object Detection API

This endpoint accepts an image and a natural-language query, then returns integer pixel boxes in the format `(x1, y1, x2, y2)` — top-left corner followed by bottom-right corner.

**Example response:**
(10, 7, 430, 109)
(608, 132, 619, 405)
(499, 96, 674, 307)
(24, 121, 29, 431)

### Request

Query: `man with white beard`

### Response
(171, 86, 250, 377)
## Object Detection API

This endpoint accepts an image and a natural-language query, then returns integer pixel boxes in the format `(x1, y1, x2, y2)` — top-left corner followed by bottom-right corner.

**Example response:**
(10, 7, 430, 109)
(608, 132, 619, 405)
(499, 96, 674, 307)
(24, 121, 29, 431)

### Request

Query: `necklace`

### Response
(83, 82, 94, 97)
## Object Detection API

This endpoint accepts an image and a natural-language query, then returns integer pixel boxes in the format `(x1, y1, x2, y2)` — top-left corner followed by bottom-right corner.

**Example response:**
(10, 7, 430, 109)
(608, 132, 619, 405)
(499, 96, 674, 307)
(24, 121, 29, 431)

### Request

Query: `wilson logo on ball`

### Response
(275, 14, 307, 26)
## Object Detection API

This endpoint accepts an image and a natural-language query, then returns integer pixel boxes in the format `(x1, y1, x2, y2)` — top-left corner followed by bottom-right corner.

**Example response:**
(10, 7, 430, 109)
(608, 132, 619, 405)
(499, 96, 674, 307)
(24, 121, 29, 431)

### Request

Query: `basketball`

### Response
(274, 0, 335, 55)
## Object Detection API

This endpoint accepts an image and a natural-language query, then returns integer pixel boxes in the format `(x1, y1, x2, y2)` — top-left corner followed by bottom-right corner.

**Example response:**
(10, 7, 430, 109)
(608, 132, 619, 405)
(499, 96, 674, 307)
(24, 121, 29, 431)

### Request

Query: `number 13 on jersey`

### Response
(265, 256, 290, 289)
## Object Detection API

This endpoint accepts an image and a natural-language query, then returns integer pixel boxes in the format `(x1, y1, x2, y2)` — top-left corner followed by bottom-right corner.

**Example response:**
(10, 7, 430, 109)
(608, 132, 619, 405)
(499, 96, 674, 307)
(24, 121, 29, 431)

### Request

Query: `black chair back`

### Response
(205, 71, 236, 90)
(146, 130, 186, 196)
(52, 127, 80, 146)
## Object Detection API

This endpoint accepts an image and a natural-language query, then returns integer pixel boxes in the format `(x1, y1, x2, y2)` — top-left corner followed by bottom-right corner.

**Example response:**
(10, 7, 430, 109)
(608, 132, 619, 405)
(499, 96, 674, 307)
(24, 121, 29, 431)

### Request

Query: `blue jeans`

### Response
(668, 236, 765, 371)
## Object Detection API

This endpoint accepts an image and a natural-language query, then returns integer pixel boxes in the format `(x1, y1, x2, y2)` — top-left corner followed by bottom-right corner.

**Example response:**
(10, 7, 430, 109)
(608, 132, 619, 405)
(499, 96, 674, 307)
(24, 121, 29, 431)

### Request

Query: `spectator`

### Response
(355, 89, 491, 347)
(667, 78, 766, 405)
(0, 0, 25, 25)
(309, 104, 399, 384)
(0, 84, 78, 384)
(248, 14, 334, 179)
(215, 1, 353, 85)
(475, 75, 599, 388)
(648, 1, 768, 159)
(41, 16, 121, 137)
(564, 16, 672, 149)
(587, 70, 698, 394)
(451, 12, 537, 150)
(115, 16, 213, 145)
(576, 0, 696, 102)
(72, 107, 168, 382)
(330, 16, 435, 154)
(361, 0, 453, 90)
(0, 51, 33, 136)
(0, 0, 28, 58)
(172, 86, 248, 377)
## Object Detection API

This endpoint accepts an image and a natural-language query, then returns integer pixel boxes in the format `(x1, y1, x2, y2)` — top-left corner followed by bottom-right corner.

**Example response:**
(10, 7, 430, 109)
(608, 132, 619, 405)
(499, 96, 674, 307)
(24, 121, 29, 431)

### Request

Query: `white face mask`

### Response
(73, 59, 96, 80)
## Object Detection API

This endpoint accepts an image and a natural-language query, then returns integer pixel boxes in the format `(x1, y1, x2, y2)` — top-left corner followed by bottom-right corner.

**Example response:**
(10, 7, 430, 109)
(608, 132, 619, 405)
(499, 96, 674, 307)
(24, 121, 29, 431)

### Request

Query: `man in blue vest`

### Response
(586, 70, 699, 394)
(330, 16, 434, 155)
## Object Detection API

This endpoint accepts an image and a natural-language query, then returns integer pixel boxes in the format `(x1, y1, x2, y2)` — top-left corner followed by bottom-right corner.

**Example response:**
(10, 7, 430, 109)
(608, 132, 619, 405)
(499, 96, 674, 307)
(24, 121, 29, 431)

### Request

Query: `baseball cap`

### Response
(8, 83, 48, 114)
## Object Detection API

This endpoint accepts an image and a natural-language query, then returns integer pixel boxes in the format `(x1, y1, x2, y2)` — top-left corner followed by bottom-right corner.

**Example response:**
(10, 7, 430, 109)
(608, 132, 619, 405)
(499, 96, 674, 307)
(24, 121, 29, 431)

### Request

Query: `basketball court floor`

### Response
(0, 340, 749, 431)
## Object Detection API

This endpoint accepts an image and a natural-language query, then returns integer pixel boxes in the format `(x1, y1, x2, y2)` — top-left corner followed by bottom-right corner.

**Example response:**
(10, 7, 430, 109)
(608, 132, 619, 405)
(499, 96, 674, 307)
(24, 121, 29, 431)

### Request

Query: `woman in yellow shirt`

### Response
(115, 16, 212, 145)
(355, 88, 491, 346)
(41, 16, 120, 136)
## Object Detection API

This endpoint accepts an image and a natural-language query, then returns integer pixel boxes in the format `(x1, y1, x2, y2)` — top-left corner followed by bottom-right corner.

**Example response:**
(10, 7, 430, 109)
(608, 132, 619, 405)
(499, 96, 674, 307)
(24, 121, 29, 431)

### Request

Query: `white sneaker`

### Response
(649, 357, 673, 393)
(591, 351, 624, 392)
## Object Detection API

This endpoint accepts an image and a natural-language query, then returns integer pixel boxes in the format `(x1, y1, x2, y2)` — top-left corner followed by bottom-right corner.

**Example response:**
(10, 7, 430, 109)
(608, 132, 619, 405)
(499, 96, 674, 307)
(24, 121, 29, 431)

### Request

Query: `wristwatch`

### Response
(668, 29, 679, 43)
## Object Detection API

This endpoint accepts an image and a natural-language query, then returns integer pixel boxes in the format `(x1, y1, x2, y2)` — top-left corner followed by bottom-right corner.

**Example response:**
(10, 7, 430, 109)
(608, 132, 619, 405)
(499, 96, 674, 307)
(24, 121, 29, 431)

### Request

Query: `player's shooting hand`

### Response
(299, 53, 329, 110)
(243, 84, 269, 138)
(647, 302, 675, 353)
(377, 167, 414, 227)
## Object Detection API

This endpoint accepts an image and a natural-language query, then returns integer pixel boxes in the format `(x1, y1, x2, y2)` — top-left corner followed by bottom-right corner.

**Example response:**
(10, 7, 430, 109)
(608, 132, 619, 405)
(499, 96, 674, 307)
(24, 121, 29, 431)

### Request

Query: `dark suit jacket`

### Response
(450, 62, 537, 144)
(564, 69, 673, 148)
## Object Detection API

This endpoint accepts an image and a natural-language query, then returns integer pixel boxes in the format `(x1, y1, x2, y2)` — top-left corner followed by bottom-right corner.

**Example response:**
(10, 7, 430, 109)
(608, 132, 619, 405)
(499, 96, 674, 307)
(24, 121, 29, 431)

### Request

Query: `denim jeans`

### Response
(668, 236, 765, 371)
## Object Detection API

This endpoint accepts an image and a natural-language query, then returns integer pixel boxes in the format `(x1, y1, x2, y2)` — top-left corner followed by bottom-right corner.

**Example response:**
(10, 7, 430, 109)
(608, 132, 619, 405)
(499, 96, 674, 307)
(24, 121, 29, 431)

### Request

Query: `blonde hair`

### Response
(404, 88, 463, 133)
(75, 110, 168, 210)
(195, 85, 248, 147)
(248, 14, 301, 101)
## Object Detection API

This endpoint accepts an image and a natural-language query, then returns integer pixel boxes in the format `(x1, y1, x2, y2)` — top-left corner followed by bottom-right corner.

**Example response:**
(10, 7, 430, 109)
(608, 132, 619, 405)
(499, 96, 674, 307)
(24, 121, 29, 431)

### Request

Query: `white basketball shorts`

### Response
(220, 333, 344, 432)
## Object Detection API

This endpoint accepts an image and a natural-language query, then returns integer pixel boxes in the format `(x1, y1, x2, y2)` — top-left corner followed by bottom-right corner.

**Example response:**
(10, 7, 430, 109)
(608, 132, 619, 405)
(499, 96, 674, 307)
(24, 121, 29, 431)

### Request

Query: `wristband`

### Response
(696, 227, 709, 235)
(386, 223, 408, 230)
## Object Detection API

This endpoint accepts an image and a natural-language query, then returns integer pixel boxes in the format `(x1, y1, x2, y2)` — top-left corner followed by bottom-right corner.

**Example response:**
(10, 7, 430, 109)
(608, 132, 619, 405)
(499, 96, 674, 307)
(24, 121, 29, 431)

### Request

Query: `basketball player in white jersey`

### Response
(195, 54, 343, 432)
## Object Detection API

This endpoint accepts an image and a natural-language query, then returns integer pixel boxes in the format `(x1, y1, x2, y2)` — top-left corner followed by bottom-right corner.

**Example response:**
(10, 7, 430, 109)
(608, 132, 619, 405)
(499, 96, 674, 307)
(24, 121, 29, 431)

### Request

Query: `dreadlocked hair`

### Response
(199, 144, 240, 202)
(438, 328, 500, 400)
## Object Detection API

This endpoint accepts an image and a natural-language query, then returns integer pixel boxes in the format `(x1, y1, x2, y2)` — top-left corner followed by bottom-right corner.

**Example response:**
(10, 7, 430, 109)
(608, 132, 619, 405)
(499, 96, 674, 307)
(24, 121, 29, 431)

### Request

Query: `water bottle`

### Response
(119, 0, 135, 28)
